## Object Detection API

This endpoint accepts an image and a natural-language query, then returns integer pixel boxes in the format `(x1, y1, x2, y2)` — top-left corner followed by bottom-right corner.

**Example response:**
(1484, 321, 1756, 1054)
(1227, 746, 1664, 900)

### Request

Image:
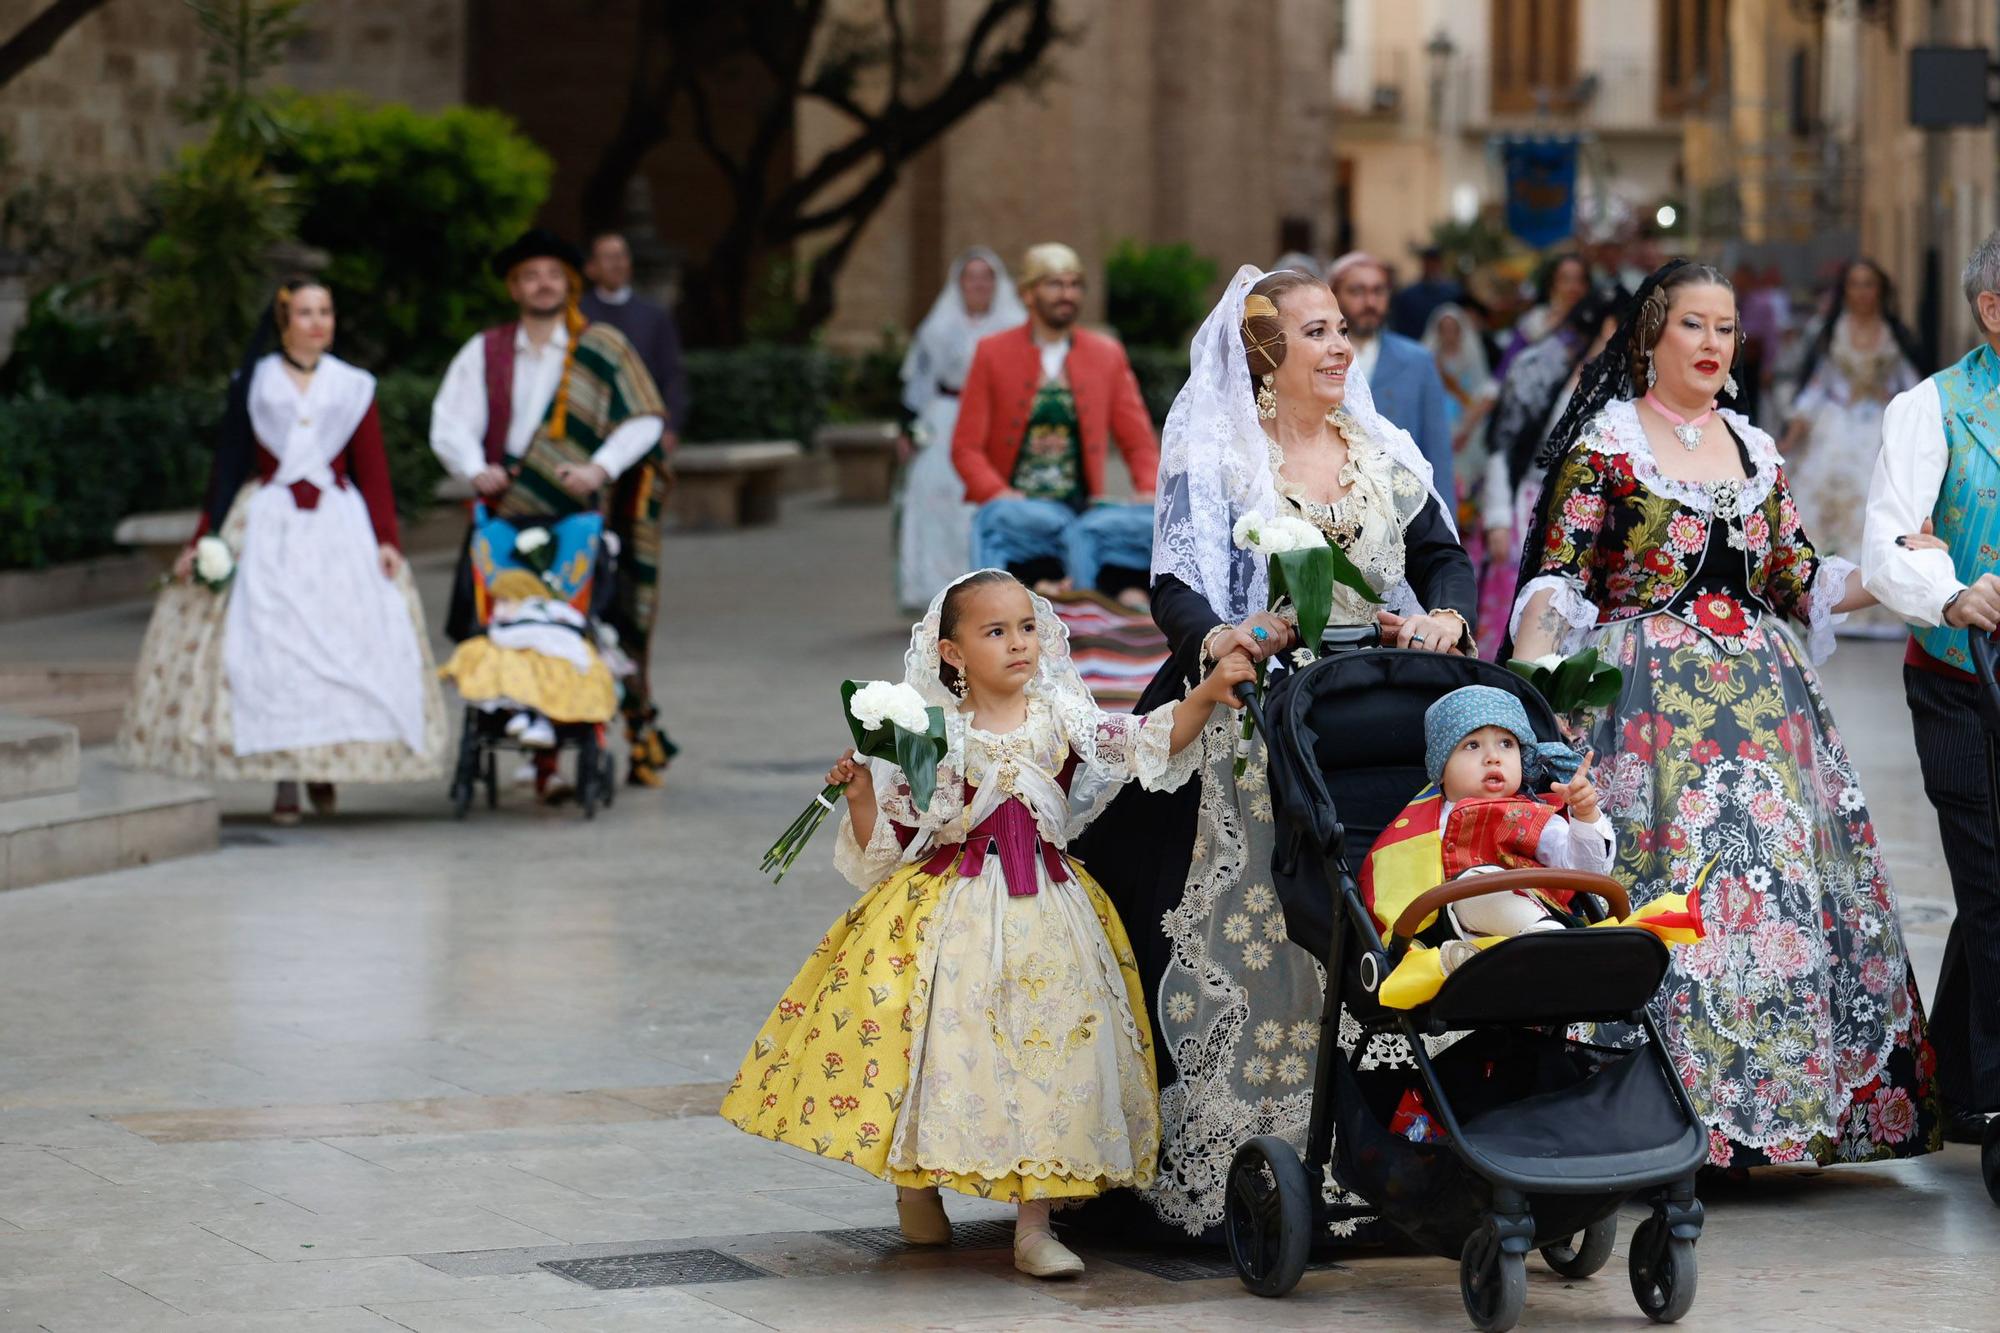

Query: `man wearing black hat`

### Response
(430, 228, 679, 789)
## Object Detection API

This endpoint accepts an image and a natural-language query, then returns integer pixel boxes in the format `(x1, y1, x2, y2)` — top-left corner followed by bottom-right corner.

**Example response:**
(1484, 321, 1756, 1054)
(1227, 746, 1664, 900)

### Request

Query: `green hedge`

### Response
(0, 337, 935, 568)
(0, 370, 445, 570)
(1125, 344, 1188, 427)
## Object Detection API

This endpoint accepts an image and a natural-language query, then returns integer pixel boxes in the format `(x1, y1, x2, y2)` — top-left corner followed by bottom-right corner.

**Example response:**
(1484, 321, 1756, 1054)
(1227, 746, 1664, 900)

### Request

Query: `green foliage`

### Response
(273, 96, 553, 368)
(138, 0, 302, 381)
(0, 371, 448, 570)
(180, 0, 308, 160)
(681, 344, 844, 444)
(373, 371, 448, 521)
(830, 328, 908, 423)
(140, 148, 295, 380)
(0, 387, 217, 569)
(1105, 240, 1218, 348)
(1124, 344, 1189, 426)
(0, 282, 154, 398)
(1430, 215, 1511, 273)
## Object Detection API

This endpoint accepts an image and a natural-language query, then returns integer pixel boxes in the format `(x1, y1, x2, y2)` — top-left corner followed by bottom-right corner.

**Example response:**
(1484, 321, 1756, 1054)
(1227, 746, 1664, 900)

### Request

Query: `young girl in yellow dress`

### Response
(723, 570, 1253, 1278)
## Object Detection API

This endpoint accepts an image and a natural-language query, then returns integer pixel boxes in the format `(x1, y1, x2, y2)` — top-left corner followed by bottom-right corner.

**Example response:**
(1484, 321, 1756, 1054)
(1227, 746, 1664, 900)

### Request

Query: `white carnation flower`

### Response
(1532, 653, 1566, 673)
(849, 680, 930, 734)
(514, 527, 551, 556)
(192, 536, 234, 583)
(1232, 513, 1325, 558)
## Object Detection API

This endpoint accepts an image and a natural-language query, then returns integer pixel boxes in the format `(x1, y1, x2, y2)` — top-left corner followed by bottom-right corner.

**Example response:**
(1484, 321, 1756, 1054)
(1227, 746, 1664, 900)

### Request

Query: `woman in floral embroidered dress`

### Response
(1509, 260, 1941, 1168)
(1075, 267, 1476, 1240)
(722, 571, 1248, 1279)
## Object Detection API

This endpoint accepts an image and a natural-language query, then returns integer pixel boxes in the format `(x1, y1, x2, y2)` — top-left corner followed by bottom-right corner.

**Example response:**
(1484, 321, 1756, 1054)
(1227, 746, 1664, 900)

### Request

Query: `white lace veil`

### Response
(898, 247, 1027, 418)
(1152, 264, 1455, 624)
(901, 569, 1113, 784)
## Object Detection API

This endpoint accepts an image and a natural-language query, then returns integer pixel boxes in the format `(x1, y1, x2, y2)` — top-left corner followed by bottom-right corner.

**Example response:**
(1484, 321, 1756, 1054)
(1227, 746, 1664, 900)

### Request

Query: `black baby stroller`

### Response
(1969, 628, 2000, 1206)
(1224, 639, 1707, 1331)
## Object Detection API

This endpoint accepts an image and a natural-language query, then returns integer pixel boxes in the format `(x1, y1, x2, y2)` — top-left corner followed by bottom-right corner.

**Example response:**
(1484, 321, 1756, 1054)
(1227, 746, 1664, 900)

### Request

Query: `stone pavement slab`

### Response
(0, 496, 1989, 1330)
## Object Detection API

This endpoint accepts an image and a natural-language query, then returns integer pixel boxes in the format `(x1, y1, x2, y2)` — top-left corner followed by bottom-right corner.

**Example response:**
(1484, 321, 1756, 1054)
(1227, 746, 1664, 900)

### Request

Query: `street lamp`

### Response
(1426, 29, 1457, 129)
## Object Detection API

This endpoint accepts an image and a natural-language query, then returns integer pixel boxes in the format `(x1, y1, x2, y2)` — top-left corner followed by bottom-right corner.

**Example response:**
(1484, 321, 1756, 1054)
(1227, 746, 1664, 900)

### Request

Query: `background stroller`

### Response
(1224, 634, 1707, 1331)
(441, 504, 623, 819)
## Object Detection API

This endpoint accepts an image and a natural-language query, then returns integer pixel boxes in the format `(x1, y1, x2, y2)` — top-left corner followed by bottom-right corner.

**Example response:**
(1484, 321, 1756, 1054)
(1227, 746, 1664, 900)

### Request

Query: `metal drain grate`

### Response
(540, 1248, 772, 1289)
(823, 1218, 1016, 1256)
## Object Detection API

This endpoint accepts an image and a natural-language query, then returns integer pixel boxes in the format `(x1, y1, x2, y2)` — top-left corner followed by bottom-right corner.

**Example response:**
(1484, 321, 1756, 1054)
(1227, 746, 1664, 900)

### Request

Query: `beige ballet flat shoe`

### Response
(896, 1190, 951, 1246)
(1439, 939, 1480, 975)
(1013, 1229, 1084, 1279)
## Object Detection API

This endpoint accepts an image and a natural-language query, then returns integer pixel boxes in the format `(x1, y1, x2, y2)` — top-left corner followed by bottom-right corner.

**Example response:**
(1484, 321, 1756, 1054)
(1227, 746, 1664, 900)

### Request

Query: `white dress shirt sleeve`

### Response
(591, 416, 667, 481)
(430, 336, 492, 481)
(1534, 810, 1614, 876)
(1861, 379, 1963, 626)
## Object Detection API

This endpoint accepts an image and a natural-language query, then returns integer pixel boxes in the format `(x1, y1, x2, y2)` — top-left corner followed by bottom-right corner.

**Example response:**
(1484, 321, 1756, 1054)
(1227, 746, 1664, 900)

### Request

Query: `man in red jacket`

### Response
(951, 243, 1159, 600)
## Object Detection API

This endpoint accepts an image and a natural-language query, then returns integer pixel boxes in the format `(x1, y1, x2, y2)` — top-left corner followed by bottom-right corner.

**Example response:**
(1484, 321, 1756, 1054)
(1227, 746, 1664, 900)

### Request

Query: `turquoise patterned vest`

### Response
(1915, 344, 2000, 670)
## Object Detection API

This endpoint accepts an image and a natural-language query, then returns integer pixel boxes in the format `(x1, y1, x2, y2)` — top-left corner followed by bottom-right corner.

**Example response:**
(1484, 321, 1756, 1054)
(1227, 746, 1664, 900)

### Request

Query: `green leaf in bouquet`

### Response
(1271, 541, 1380, 654)
(893, 706, 949, 813)
(1549, 648, 1597, 713)
(1582, 661, 1623, 709)
(1505, 658, 1552, 692)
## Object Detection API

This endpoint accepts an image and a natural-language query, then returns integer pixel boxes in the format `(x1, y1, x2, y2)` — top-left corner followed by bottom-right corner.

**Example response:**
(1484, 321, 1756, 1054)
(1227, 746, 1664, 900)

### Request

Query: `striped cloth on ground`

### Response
(1050, 592, 1168, 711)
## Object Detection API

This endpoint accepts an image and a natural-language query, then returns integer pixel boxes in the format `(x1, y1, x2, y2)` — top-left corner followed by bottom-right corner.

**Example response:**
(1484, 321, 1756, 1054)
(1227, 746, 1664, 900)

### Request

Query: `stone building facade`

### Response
(0, 0, 465, 182)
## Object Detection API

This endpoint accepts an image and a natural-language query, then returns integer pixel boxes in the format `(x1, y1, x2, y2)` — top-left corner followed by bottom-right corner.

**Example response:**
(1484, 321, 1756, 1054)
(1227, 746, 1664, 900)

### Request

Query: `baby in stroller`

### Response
(438, 507, 622, 750)
(1366, 684, 1698, 1010)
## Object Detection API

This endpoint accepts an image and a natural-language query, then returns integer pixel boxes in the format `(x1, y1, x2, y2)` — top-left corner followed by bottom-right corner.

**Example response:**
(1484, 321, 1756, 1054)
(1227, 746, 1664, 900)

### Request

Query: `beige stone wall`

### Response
(802, 0, 1336, 346)
(0, 0, 465, 185)
(1856, 0, 2000, 358)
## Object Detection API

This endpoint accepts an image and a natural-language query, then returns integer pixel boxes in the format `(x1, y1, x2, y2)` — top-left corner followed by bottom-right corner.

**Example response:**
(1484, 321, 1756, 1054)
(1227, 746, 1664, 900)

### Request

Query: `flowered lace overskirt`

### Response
(1585, 613, 1940, 1166)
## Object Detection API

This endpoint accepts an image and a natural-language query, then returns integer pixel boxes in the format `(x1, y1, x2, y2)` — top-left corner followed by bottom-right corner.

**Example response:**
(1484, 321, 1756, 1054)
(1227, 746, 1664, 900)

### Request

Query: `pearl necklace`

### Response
(1642, 391, 1715, 452)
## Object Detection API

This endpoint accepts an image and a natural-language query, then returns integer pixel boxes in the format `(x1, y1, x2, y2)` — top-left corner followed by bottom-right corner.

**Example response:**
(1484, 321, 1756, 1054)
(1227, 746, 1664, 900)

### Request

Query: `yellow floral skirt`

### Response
(437, 638, 618, 723)
(722, 859, 1160, 1202)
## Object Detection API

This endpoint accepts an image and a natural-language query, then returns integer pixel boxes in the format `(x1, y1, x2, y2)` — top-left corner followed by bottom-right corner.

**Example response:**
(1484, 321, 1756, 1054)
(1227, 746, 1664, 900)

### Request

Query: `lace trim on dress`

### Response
(1805, 556, 1856, 665)
(1510, 574, 1601, 656)
(1583, 398, 1782, 515)
(1263, 415, 1428, 624)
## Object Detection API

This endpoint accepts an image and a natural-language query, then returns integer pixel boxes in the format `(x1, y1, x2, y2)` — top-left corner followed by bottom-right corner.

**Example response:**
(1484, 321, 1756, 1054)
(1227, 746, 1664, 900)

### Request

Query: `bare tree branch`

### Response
(0, 0, 114, 92)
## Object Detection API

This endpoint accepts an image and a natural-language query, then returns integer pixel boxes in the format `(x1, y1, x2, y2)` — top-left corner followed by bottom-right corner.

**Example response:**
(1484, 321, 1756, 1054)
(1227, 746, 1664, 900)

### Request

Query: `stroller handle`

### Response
(1970, 628, 2000, 733)
(1390, 868, 1631, 944)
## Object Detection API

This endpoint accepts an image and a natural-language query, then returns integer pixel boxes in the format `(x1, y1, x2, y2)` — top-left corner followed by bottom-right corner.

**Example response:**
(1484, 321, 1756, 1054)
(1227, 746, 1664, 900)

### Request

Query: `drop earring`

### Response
(1724, 372, 1740, 399)
(1257, 373, 1277, 420)
(1645, 351, 1658, 389)
(947, 671, 967, 701)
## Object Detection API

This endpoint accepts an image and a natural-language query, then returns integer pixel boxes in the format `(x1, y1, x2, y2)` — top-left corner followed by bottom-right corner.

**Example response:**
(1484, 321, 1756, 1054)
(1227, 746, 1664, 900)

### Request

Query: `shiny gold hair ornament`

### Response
(1240, 292, 1285, 367)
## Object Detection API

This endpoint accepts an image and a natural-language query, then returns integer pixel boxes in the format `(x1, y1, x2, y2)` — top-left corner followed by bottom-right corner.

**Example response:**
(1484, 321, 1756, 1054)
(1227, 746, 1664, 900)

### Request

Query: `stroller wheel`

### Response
(1982, 1117, 2000, 1207)
(1540, 1213, 1616, 1279)
(1460, 1228, 1527, 1332)
(1628, 1215, 1697, 1323)
(1224, 1135, 1311, 1298)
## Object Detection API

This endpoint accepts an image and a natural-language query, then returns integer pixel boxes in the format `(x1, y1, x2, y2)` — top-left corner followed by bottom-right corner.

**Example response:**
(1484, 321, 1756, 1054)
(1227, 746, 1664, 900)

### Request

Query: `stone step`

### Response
(0, 714, 80, 801)
(0, 665, 134, 745)
(0, 749, 216, 892)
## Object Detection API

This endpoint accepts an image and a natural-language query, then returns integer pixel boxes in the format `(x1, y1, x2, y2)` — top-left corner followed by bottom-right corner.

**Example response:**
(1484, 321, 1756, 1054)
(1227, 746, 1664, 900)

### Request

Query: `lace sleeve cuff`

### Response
(1129, 701, 1203, 793)
(1803, 555, 1857, 665)
(1509, 575, 1599, 655)
(831, 800, 904, 889)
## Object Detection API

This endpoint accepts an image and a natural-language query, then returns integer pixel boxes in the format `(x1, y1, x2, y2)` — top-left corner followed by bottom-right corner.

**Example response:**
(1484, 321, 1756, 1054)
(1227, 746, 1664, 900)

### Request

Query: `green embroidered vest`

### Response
(1915, 343, 2000, 670)
(1011, 381, 1085, 507)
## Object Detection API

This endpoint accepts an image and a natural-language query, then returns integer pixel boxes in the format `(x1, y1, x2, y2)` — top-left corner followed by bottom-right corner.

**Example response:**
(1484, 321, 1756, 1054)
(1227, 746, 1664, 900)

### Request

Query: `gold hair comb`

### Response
(1242, 294, 1279, 319)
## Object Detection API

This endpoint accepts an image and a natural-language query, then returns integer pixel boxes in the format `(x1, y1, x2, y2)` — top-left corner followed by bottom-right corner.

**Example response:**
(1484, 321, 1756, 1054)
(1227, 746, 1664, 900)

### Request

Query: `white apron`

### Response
(222, 355, 429, 757)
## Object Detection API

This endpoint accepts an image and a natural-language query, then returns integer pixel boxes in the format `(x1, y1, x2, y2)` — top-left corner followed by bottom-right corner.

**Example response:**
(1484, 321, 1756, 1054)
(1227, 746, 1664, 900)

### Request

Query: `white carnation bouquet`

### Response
(760, 679, 948, 882)
(512, 526, 559, 590)
(1228, 514, 1382, 775)
(1505, 647, 1622, 738)
(191, 535, 235, 592)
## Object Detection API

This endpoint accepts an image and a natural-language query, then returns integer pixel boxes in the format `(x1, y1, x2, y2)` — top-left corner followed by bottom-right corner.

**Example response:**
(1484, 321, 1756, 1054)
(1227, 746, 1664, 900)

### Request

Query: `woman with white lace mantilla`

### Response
(1074, 266, 1477, 1240)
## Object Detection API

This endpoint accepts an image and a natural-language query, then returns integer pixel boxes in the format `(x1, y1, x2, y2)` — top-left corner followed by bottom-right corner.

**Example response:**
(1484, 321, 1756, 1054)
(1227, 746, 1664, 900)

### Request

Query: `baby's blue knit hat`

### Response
(1423, 684, 1581, 788)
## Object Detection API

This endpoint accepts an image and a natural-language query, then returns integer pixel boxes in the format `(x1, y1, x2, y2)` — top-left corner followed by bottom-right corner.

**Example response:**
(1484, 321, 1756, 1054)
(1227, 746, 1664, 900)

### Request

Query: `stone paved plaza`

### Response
(0, 496, 1993, 1331)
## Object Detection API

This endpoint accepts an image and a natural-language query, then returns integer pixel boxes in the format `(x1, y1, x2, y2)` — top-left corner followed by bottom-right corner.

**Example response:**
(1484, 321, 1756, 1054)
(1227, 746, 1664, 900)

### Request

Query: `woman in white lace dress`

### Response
(1075, 266, 1477, 1240)
(895, 249, 1027, 611)
(1778, 260, 1924, 637)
